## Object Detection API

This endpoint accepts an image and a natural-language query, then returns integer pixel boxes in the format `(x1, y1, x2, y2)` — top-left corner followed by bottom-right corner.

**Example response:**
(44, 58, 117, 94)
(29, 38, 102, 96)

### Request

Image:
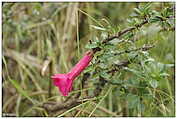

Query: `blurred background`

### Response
(2, 2, 175, 117)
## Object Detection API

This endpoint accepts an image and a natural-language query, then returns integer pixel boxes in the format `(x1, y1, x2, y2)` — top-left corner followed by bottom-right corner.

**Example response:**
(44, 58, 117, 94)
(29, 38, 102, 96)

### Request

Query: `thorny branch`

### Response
(92, 19, 149, 53)
(102, 19, 149, 44)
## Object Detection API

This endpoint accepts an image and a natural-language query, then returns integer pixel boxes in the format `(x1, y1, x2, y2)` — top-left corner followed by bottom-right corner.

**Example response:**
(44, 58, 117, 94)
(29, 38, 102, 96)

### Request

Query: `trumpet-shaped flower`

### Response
(51, 51, 93, 96)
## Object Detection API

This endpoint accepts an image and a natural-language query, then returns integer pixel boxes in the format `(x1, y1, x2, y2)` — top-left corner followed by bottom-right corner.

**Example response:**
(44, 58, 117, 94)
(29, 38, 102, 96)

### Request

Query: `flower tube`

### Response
(51, 51, 93, 96)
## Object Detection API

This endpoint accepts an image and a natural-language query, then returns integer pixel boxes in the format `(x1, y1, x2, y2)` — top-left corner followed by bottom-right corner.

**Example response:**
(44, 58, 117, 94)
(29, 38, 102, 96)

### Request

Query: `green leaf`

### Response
(84, 65, 94, 73)
(127, 77, 139, 86)
(134, 8, 142, 15)
(144, 58, 155, 64)
(149, 17, 161, 23)
(98, 63, 107, 69)
(124, 67, 144, 79)
(92, 73, 99, 79)
(90, 25, 106, 31)
(143, 3, 152, 11)
(130, 12, 139, 17)
(100, 71, 110, 79)
(99, 53, 114, 62)
(114, 72, 122, 80)
(103, 44, 115, 50)
(111, 79, 123, 84)
(149, 79, 158, 88)
(160, 73, 170, 77)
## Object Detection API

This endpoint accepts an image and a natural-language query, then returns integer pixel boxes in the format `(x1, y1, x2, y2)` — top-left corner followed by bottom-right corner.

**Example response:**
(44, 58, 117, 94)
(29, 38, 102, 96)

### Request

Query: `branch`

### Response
(91, 19, 149, 53)
(42, 96, 96, 112)
(102, 19, 148, 44)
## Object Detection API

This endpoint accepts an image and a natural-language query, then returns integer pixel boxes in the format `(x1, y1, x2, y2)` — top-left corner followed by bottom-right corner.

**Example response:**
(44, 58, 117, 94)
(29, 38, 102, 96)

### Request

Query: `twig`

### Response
(43, 98, 81, 112)
(159, 27, 175, 32)
(49, 60, 53, 98)
(102, 15, 174, 44)
(42, 96, 96, 112)
(107, 59, 132, 74)
(91, 19, 149, 53)
(102, 19, 148, 44)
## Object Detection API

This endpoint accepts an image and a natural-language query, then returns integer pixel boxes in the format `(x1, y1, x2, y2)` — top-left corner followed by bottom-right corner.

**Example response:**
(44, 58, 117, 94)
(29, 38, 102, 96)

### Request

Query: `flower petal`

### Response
(51, 74, 73, 96)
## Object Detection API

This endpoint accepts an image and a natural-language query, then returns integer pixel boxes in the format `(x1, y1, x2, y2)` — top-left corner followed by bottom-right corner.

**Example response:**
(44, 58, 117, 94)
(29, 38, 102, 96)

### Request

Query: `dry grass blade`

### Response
(4, 49, 43, 70)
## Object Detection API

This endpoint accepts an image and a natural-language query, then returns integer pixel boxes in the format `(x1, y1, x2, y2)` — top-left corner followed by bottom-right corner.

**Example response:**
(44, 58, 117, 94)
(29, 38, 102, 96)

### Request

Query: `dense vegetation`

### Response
(2, 2, 175, 117)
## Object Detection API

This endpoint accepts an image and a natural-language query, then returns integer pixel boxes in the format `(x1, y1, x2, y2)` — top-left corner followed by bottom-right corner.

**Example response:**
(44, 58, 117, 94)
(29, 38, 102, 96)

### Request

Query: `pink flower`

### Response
(51, 51, 93, 96)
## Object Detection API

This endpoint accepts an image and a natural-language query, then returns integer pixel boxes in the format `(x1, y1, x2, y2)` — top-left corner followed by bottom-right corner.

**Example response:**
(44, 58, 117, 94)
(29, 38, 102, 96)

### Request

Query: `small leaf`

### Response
(100, 71, 110, 79)
(92, 73, 99, 79)
(134, 8, 142, 15)
(160, 73, 170, 77)
(124, 67, 144, 79)
(104, 44, 115, 50)
(90, 25, 106, 31)
(149, 79, 158, 88)
(149, 17, 161, 23)
(143, 3, 152, 11)
(98, 63, 107, 69)
(111, 79, 122, 84)
(84, 65, 94, 73)
(127, 77, 139, 85)
(100, 53, 114, 62)
(144, 58, 155, 64)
